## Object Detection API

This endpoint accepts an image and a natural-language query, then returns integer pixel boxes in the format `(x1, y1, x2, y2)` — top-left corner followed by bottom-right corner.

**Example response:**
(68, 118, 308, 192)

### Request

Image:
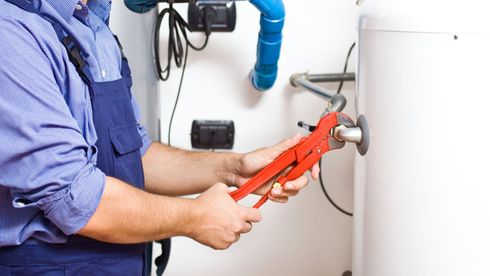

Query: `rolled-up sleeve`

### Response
(131, 96, 153, 156)
(0, 18, 105, 235)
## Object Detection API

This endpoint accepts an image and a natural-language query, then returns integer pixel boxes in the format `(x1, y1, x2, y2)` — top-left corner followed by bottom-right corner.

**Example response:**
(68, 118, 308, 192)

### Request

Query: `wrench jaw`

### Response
(328, 136, 346, 151)
(336, 113, 356, 128)
(326, 113, 355, 150)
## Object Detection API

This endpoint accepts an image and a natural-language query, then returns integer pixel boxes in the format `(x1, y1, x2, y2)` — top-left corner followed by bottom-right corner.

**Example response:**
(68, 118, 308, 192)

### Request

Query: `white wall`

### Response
(110, 4, 160, 140)
(156, 1, 359, 275)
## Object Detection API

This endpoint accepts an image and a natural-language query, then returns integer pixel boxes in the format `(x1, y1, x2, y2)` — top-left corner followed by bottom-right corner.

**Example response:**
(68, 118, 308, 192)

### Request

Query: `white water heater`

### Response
(353, 1, 490, 275)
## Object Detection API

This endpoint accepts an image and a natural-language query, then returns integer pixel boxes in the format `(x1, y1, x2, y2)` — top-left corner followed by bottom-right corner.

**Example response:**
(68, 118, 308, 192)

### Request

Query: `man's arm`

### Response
(142, 135, 320, 201)
(79, 177, 261, 249)
(142, 143, 240, 196)
(0, 18, 258, 250)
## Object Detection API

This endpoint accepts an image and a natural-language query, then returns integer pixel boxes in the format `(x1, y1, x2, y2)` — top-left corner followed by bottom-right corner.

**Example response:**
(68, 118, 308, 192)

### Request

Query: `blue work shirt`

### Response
(0, 0, 152, 246)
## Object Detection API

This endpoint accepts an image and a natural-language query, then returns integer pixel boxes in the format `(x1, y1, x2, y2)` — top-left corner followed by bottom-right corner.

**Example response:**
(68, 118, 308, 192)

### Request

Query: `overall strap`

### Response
(113, 35, 127, 61)
(4, 0, 37, 13)
(60, 35, 95, 86)
(5, 0, 95, 86)
(113, 35, 133, 88)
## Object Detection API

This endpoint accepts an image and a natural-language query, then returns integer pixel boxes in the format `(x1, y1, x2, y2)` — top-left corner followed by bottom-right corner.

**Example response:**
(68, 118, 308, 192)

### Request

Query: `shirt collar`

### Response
(44, 0, 80, 22)
(42, 0, 112, 23)
(87, 0, 112, 22)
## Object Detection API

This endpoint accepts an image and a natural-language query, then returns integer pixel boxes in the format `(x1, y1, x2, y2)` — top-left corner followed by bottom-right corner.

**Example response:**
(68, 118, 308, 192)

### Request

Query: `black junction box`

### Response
(191, 120, 235, 150)
(188, 0, 237, 33)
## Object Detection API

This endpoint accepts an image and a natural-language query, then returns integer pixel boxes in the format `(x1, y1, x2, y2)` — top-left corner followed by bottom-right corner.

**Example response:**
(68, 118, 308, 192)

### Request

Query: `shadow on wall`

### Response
(238, 75, 264, 108)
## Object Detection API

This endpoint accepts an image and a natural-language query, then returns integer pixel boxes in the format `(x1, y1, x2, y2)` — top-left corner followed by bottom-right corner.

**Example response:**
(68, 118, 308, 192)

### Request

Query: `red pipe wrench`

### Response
(229, 112, 355, 208)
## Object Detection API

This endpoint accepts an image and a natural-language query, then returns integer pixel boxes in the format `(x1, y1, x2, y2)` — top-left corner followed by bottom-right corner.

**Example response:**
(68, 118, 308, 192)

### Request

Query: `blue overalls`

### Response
(0, 0, 148, 275)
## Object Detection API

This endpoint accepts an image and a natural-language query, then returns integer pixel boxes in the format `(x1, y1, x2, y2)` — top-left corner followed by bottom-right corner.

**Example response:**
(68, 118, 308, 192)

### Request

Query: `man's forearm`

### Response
(79, 176, 195, 244)
(142, 142, 241, 196)
(79, 176, 261, 250)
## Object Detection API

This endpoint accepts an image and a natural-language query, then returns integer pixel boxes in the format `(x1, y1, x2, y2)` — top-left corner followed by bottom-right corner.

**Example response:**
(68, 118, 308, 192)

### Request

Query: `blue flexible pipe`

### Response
(248, 0, 285, 91)
(124, 0, 285, 91)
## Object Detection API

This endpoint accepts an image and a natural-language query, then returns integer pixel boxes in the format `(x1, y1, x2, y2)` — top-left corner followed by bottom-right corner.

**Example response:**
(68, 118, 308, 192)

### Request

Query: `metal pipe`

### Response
(290, 73, 347, 112)
(307, 73, 355, 83)
(333, 125, 363, 144)
(290, 75, 336, 100)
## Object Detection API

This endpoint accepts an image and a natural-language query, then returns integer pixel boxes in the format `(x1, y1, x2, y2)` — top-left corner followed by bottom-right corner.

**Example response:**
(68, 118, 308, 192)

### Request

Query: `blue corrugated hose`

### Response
(124, 0, 285, 91)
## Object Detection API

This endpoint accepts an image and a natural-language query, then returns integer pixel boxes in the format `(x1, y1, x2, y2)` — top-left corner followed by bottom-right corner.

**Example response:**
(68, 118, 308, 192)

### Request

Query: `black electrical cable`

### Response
(167, 42, 189, 146)
(336, 42, 356, 94)
(154, 2, 210, 81)
(319, 158, 353, 217)
(319, 42, 356, 217)
(156, 3, 216, 145)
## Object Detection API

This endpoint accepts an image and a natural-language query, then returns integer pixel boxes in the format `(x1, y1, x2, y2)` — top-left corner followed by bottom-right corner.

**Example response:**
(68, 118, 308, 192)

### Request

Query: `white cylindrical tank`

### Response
(354, 1, 490, 276)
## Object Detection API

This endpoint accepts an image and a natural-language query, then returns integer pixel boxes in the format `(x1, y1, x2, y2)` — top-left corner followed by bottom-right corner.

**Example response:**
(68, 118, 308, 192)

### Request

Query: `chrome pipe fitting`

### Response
(290, 73, 347, 112)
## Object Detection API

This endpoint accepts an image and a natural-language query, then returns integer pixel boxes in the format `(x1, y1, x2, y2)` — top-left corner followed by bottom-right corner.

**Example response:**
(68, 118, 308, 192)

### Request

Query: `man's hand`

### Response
(233, 134, 320, 203)
(188, 183, 261, 250)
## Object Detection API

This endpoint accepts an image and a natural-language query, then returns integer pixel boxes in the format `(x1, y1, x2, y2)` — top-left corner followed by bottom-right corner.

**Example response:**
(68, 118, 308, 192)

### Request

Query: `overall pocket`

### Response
(109, 123, 144, 187)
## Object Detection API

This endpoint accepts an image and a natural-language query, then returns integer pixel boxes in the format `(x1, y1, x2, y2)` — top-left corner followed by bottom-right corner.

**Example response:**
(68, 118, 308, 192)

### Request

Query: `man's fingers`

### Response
(241, 222, 253, 234)
(270, 187, 283, 197)
(262, 133, 302, 159)
(270, 186, 299, 197)
(310, 164, 320, 180)
(212, 182, 230, 193)
(268, 196, 289, 203)
(242, 207, 262, 223)
(273, 133, 302, 153)
(283, 176, 309, 192)
(267, 176, 309, 202)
